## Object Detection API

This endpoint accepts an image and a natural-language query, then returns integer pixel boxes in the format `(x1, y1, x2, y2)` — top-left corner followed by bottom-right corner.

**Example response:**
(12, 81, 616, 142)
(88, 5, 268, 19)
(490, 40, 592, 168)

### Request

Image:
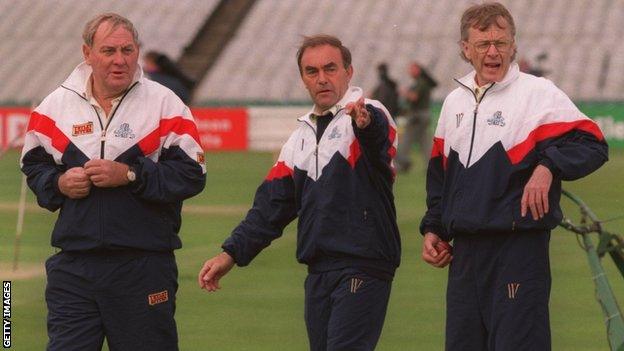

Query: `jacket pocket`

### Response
(104, 188, 175, 249)
(347, 206, 377, 254)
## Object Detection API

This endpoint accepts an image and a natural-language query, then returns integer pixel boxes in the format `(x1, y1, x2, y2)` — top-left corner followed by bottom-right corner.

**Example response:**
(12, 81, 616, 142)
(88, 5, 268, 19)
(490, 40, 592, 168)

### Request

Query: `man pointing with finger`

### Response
(420, 2, 608, 350)
(198, 34, 400, 351)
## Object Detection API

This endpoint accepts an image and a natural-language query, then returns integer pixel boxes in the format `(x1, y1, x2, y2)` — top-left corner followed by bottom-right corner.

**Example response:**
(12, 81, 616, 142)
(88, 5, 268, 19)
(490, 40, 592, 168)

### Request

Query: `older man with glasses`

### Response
(419, 2, 608, 350)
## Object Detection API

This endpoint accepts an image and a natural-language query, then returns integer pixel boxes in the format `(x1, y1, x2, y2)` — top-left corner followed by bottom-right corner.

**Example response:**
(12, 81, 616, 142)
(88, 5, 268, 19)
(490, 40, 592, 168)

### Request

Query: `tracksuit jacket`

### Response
(20, 62, 206, 252)
(222, 87, 401, 277)
(420, 64, 608, 240)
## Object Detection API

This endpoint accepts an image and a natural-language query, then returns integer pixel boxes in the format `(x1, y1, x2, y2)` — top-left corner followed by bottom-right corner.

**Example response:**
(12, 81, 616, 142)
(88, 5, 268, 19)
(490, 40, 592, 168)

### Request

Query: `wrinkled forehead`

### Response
(301, 44, 344, 67)
(93, 21, 136, 46)
(468, 19, 513, 41)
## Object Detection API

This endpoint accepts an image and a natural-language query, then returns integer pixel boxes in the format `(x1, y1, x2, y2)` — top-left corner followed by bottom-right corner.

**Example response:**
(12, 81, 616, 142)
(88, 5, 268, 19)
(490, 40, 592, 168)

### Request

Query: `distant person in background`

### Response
(420, 2, 607, 350)
(198, 34, 400, 351)
(518, 57, 532, 73)
(143, 50, 195, 103)
(372, 62, 400, 118)
(20, 13, 206, 350)
(395, 61, 438, 172)
(519, 53, 549, 77)
(529, 52, 549, 77)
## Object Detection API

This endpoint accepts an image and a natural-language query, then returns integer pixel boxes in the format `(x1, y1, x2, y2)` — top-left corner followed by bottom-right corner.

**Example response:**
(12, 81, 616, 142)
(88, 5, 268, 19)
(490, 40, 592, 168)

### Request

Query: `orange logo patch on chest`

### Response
(148, 290, 169, 305)
(72, 121, 94, 136)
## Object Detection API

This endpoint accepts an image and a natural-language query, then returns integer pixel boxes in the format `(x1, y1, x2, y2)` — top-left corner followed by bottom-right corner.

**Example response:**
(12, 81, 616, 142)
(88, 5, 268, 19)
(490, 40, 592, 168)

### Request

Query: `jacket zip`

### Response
(300, 109, 344, 180)
(301, 120, 319, 180)
(88, 106, 105, 157)
(315, 144, 319, 179)
(466, 105, 479, 167)
(61, 82, 138, 245)
(61, 86, 107, 243)
(453, 80, 495, 167)
(98, 82, 138, 159)
(61, 82, 139, 158)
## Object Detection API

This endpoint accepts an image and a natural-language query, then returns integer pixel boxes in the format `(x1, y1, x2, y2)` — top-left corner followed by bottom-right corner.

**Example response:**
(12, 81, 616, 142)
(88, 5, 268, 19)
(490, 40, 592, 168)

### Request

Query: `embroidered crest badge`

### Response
(487, 111, 506, 127)
(328, 126, 342, 140)
(113, 123, 135, 139)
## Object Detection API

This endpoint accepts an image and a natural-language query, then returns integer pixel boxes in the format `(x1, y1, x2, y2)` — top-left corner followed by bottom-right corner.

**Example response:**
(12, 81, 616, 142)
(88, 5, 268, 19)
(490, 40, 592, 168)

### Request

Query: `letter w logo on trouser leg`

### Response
(507, 283, 520, 299)
(350, 278, 364, 293)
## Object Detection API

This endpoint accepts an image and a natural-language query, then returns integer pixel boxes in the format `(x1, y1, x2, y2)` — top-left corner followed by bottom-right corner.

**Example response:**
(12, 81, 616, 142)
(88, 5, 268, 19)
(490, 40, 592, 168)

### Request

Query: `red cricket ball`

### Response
(435, 241, 453, 255)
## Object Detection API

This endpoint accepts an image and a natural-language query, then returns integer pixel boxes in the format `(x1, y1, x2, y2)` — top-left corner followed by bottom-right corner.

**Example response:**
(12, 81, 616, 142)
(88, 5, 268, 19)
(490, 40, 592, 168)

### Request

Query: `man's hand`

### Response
(84, 159, 130, 188)
(521, 164, 553, 220)
(345, 97, 371, 129)
(198, 252, 235, 292)
(58, 167, 92, 199)
(422, 232, 452, 268)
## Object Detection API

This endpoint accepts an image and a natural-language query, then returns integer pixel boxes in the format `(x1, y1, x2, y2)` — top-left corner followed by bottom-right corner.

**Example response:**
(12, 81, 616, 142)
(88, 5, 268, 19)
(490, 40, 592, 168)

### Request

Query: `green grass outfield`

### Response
(1, 149, 623, 350)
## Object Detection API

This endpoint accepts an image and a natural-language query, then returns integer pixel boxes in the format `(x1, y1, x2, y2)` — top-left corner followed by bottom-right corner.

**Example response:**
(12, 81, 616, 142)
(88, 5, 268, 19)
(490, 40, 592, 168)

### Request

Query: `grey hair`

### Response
(458, 2, 516, 62)
(82, 13, 138, 47)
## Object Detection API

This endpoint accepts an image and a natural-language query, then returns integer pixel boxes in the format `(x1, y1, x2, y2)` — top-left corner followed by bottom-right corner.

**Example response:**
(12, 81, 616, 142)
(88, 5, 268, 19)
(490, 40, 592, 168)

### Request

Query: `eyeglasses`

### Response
(470, 40, 513, 53)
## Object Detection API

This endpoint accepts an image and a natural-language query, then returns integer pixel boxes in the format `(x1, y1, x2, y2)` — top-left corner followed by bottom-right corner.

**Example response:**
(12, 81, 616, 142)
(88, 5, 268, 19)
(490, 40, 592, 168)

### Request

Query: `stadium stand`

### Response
(194, 0, 624, 104)
(0, 0, 219, 105)
(1, 0, 623, 105)
(177, 0, 256, 84)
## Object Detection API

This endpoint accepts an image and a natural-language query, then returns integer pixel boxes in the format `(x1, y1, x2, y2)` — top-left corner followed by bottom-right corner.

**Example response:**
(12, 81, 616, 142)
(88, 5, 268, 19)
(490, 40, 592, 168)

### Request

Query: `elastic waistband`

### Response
(60, 248, 173, 258)
(452, 228, 550, 238)
(306, 256, 397, 277)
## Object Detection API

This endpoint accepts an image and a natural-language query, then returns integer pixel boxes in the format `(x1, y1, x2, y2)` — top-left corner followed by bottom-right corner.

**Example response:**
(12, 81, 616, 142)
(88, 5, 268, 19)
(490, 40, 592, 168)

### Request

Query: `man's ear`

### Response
(82, 44, 92, 65)
(461, 41, 472, 62)
(346, 65, 354, 82)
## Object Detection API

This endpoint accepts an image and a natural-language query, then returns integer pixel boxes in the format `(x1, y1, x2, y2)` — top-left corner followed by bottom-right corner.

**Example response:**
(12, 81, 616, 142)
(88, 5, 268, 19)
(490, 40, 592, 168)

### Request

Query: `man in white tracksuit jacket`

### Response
(21, 13, 205, 350)
(420, 3, 608, 350)
(198, 34, 400, 351)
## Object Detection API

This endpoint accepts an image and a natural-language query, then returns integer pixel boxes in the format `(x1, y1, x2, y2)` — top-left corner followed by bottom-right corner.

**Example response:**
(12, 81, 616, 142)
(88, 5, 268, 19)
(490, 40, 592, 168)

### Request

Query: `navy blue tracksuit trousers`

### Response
(304, 267, 392, 351)
(45, 250, 178, 351)
(446, 230, 551, 351)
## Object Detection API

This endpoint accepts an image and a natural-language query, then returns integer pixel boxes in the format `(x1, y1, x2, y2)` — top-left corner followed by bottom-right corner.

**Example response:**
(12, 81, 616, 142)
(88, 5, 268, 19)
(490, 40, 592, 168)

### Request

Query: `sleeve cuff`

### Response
(128, 158, 146, 193)
(420, 224, 451, 241)
(353, 105, 382, 138)
(538, 157, 560, 177)
(420, 226, 442, 236)
(221, 246, 239, 266)
(52, 172, 63, 196)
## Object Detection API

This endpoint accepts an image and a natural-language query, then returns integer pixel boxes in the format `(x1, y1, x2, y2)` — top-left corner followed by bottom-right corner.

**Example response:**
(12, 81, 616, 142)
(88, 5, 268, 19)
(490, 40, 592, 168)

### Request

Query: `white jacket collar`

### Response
(456, 63, 520, 93)
(298, 86, 364, 124)
(61, 61, 143, 98)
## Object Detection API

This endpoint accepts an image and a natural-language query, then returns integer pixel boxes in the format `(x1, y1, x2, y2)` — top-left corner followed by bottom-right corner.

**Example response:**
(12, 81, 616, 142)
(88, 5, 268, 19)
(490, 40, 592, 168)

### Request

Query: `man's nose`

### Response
(112, 50, 125, 64)
(485, 43, 499, 55)
(317, 70, 328, 84)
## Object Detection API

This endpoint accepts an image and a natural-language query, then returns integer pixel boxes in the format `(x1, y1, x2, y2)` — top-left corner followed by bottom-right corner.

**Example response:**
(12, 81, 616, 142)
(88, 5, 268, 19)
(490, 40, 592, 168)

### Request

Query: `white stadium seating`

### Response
(194, 0, 624, 103)
(0, 0, 219, 104)
(1, 0, 623, 104)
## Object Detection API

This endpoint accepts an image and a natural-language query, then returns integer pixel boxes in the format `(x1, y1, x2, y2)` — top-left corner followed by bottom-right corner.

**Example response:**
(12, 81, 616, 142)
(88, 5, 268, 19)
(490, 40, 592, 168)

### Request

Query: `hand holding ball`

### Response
(435, 241, 453, 255)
